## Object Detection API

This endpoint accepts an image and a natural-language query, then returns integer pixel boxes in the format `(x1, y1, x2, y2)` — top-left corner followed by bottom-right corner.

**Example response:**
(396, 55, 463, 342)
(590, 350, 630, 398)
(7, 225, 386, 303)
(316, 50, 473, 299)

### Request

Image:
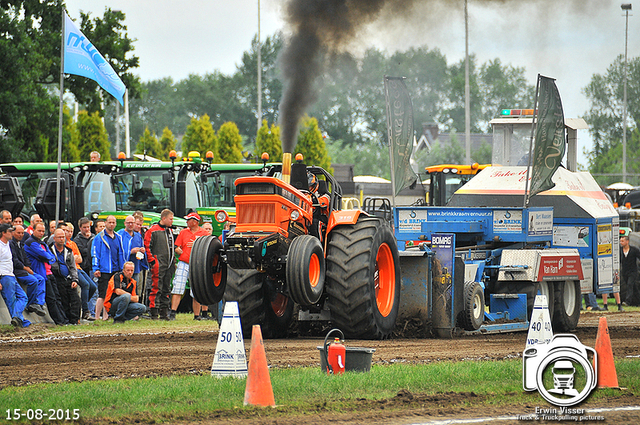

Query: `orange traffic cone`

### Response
(594, 316, 619, 388)
(243, 325, 276, 406)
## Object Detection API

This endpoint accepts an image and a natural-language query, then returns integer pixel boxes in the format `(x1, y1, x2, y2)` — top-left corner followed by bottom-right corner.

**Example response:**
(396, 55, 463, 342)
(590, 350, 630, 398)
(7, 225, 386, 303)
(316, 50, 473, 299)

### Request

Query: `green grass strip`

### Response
(1, 359, 639, 422)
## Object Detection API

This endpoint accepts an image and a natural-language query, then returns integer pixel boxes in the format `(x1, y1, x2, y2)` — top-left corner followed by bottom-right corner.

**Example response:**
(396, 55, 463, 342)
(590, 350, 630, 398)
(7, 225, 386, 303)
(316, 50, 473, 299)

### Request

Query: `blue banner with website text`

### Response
(63, 11, 125, 105)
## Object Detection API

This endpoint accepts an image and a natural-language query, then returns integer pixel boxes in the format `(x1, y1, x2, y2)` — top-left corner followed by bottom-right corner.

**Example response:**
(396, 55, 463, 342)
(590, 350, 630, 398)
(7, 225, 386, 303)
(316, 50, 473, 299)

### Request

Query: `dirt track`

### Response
(1, 311, 639, 388)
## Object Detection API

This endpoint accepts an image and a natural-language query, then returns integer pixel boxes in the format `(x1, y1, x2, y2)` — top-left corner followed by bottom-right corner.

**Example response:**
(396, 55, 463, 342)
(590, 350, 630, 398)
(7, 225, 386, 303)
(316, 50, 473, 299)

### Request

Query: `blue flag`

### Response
(63, 11, 126, 105)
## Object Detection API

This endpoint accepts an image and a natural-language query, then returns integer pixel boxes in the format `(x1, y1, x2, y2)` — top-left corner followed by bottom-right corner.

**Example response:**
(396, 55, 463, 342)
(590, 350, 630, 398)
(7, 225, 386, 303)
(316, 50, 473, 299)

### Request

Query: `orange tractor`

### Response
(189, 154, 401, 339)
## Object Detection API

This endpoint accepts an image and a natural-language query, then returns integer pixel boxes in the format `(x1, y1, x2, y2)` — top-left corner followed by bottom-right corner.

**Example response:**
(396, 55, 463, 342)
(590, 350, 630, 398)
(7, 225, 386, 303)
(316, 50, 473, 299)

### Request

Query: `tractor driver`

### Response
(129, 179, 159, 209)
(308, 172, 330, 241)
(308, 173, 330, 210)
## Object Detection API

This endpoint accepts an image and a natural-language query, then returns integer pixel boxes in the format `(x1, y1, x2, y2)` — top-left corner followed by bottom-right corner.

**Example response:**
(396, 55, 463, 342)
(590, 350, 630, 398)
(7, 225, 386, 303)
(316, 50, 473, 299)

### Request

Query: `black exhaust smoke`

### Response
(276, 0, 596, 155)
(278, 0, 401, 154)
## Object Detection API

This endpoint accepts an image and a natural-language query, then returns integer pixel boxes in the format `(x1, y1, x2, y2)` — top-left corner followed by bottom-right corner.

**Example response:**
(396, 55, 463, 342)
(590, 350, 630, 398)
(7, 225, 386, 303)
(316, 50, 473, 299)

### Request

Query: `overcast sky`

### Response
(64, 0, 638, 167)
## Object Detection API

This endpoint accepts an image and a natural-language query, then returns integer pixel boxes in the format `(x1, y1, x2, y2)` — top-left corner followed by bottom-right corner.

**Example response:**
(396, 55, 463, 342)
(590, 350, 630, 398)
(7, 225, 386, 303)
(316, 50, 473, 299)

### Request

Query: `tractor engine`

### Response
(224, 175, 314, 277)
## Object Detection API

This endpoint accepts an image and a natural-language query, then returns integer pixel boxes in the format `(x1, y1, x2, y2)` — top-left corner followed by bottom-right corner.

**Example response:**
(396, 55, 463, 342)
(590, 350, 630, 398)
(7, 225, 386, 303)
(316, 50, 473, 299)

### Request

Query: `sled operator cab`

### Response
(425, 163, 491, 206)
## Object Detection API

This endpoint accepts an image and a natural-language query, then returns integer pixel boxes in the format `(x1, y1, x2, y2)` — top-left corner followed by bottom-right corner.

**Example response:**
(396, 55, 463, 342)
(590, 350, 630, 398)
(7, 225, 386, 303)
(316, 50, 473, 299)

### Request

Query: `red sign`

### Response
(537, 254, 583, 281)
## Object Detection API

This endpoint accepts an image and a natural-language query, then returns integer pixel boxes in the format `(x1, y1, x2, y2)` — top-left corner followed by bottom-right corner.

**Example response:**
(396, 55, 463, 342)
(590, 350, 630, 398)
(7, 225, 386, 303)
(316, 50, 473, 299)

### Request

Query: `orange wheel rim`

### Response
(375, 243, 395, 317)
(271, 294, 288, 317)
(212, 255, 222, 287)
(309, 253, 320, 288)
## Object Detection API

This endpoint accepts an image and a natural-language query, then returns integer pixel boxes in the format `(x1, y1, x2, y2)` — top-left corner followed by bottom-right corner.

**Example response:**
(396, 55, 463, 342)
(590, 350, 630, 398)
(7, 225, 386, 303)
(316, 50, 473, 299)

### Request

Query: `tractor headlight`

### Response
(290, 209, 300, 221)
(215, 210, 229, 223)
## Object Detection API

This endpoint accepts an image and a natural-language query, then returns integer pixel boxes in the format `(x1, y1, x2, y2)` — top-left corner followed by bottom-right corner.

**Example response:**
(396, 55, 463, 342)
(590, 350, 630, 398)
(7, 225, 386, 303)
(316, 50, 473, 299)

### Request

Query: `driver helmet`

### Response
(307, 172, 318, 193)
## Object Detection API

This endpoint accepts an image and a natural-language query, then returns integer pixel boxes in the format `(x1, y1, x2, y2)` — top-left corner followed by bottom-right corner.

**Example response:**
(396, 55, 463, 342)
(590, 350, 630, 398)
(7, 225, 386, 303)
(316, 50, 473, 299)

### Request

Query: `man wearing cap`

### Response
(0, 223, 30, 328)
(620, 227, 640, 307)
(169, 212, 209, 321)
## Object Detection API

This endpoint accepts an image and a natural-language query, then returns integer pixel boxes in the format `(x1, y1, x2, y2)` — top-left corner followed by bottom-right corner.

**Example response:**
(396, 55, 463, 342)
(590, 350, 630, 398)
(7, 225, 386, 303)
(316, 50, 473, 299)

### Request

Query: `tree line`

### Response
(2, 2, 638, 184)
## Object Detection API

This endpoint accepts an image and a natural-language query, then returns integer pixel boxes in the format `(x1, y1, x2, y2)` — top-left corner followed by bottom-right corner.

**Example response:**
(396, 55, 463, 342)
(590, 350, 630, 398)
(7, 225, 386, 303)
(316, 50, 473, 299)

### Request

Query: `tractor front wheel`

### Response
(287, 235, 325, 307)
(189, 235, 227, 305)
(326, 217, 400, 339)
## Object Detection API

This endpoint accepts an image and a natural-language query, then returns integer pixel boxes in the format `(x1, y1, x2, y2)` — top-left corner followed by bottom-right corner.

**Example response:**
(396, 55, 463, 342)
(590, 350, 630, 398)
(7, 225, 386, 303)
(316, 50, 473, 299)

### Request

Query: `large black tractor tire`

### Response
(223, 267, 293, 339)
(286, 235, 325, 307)
(459, 281, 485, 331)
(189, 235, 227, 305)
(326, 217, 401, 339)
(552, 280, 581, 332)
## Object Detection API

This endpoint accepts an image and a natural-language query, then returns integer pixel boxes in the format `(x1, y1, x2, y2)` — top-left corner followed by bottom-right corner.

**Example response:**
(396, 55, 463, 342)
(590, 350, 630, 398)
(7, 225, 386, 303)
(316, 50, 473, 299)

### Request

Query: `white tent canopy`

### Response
(606, 182, 634, 191)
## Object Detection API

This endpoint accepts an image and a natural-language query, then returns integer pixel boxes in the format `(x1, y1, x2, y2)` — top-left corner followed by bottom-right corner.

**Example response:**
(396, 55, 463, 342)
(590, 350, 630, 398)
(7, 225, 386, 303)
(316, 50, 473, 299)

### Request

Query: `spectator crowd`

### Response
(0, 208, 217, 327)
(3, 206, 640, 329)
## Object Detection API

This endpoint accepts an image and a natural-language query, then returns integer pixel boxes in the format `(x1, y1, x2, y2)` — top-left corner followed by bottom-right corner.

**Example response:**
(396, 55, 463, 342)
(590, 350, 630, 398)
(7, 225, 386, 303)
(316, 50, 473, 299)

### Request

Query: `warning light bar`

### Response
(500, 109, 535, 117)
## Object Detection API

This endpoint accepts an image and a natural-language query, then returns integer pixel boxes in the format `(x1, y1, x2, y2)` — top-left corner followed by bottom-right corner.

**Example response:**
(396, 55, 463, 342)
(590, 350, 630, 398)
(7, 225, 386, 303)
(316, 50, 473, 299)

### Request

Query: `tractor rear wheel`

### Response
(552, 280, 581, 332)
(326, 217, 400, 339)
(224, 267, 293, 338)
(460, 281, 484, 331)
(286, 235, 325, 306)
(189, 235, 227, 305)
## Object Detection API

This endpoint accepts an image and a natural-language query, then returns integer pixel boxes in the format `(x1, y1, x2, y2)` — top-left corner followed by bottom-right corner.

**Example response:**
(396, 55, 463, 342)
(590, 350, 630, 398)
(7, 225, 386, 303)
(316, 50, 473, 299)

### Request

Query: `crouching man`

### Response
(105, 261, 147, 324)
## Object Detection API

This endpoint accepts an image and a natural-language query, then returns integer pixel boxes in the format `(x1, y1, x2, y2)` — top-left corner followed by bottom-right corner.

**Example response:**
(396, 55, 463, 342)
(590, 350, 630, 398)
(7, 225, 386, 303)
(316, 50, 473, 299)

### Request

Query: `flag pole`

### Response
(56, 9, 66, 227)
(125, 88, 130, 157)
(384, 76, 397, 208)
(523, 74, 541, 208)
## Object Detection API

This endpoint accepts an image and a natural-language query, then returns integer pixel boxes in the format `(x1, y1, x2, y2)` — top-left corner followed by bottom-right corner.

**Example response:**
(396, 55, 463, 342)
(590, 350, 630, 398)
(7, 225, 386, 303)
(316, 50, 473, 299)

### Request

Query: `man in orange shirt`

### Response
(105, 262, 147, 323)
(169, 212, 209, 320)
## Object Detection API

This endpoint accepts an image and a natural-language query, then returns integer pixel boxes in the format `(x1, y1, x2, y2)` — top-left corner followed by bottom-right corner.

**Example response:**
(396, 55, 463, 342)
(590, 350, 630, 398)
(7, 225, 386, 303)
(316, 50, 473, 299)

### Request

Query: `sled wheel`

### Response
(460, 281, 485, 331)
(287, 235, 325, 306)
(190, 235, 227, 305)
(223, 267, 293, 338)
(552, 280, 581, 332)
(326, 217, 401, 339)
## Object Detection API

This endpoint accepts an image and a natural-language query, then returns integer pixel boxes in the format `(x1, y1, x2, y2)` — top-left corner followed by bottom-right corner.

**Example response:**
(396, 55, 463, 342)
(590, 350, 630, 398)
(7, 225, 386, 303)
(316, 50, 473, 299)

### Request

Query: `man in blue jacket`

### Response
(118, 215, 147, 286)
(10, 224, 46, 316)
(91, 215, 125, 321)
(24, 222, 68, 325)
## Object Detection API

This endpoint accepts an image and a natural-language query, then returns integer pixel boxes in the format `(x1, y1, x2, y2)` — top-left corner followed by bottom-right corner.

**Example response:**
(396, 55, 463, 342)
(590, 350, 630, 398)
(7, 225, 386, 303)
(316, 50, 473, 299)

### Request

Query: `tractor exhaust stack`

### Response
(282, 152, 292, 184)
